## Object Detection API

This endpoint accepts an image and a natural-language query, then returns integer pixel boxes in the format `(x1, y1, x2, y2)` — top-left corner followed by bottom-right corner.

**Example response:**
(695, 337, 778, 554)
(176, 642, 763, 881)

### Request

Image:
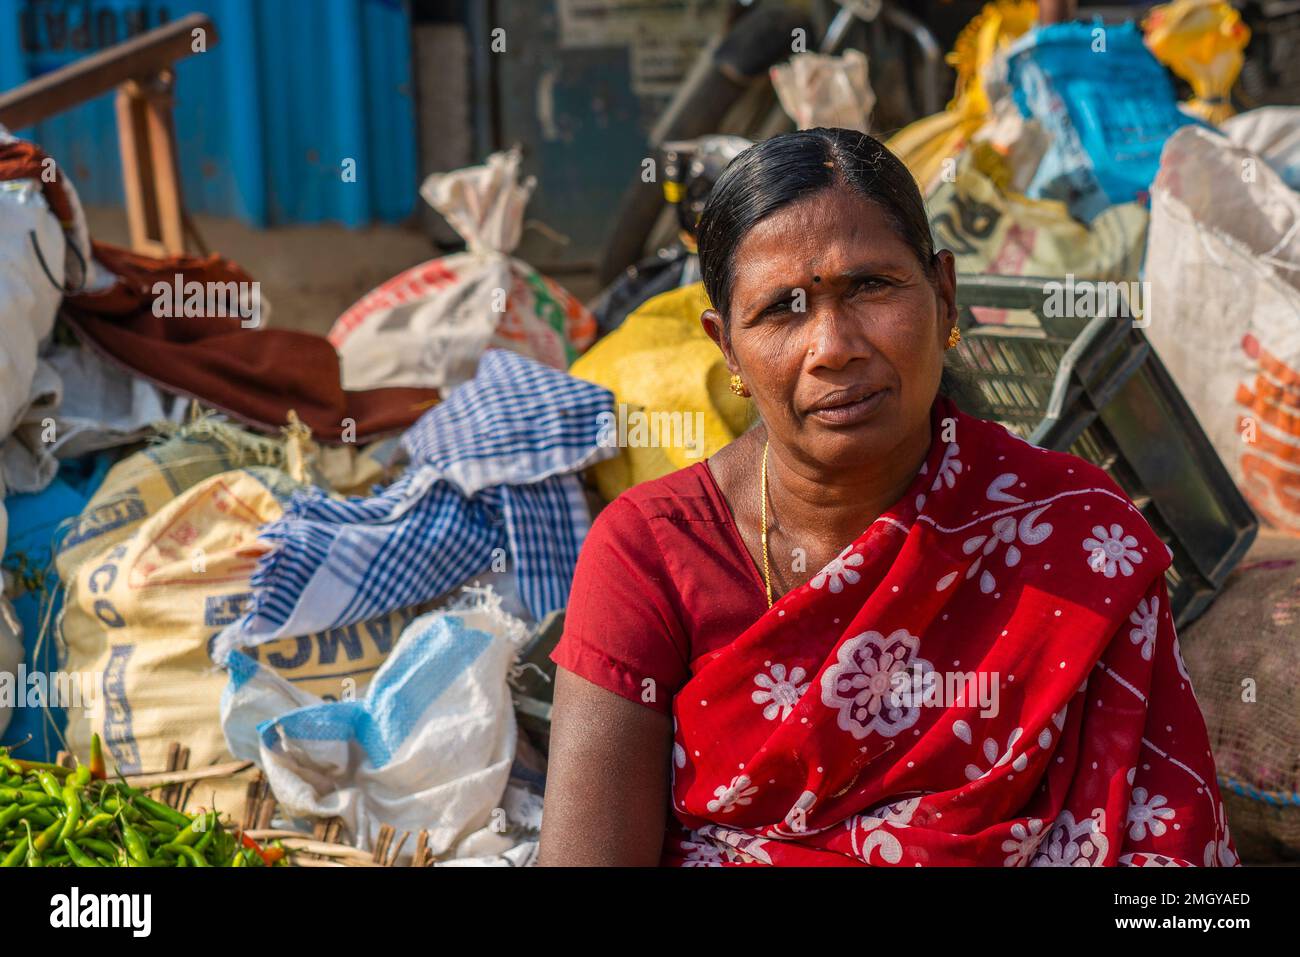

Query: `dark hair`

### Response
(696, 127, 968, 401)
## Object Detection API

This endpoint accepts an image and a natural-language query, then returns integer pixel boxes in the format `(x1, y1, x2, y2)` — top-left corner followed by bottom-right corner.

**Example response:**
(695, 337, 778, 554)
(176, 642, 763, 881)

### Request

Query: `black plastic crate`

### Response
(952, 274, 1258, 628)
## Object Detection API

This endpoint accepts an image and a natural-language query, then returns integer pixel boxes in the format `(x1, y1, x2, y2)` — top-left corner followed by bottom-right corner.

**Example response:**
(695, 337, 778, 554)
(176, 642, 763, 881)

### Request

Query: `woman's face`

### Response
(703, 184, 958, 473)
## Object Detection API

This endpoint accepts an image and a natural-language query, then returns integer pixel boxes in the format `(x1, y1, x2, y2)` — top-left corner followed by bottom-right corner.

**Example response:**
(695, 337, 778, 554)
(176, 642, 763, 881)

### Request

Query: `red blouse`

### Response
(551, 461, 766, 713)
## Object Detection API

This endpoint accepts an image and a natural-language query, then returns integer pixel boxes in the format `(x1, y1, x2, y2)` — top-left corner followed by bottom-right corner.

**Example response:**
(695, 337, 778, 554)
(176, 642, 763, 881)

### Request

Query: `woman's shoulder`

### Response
(597, 460, 731, 530)
(953, 407, 1121, 491)
(948, 407, 1169, 554)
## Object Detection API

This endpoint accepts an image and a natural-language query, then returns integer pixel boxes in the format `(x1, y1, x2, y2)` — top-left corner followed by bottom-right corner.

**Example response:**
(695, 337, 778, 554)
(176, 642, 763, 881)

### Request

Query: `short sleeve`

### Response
(550, 495, 690, 714)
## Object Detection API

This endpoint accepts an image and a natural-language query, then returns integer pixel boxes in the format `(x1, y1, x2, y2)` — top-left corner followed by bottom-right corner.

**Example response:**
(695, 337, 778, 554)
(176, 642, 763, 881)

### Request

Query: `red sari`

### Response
(662, 396, 1238, 867)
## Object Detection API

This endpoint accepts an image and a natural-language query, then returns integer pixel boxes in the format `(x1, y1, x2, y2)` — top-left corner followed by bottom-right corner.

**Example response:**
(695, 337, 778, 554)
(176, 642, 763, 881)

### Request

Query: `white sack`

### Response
(220, 585, 527, 857)
(1144, 125, 1300, 532)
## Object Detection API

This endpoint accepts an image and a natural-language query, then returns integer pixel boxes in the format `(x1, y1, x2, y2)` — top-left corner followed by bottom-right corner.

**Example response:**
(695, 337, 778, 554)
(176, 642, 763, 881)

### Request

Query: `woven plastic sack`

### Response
(220, 585, 526, 857)
(927, 151, 1149, 309)
(53, 426, 426, 809)
(1143, 125, 1300, 534)
(0, 174, 66, 447)
(1179, 529, 1300, 862)
(1007, 21, 1202, 223)
(328, 149, 597, 392)
(1222, 107, 1300, 190)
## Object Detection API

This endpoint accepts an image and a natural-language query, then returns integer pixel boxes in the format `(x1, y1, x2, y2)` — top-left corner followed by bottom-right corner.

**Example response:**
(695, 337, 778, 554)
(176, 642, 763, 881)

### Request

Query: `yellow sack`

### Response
(887, 0, 1038, 193)
(570, 283, 752, 501)
(886, 110, 969, 197)
(1145, 0, 1250, 125)
(929, 152, 1149, 318)
(58, 464, 423, 812)
(56, 422, 288, 577)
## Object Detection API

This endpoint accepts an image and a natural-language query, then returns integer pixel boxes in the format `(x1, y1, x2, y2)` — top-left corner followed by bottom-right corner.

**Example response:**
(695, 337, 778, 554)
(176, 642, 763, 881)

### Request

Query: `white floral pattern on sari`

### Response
(820, 629, 931, 739)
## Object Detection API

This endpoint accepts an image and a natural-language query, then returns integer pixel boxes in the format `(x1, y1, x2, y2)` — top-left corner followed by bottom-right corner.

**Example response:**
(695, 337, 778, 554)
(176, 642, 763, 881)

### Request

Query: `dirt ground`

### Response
(83, 206, 602, 336)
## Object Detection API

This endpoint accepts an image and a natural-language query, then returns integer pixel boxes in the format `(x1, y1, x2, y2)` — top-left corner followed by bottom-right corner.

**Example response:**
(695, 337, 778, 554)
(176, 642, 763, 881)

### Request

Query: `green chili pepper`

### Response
(13, 760, 71, 777)
(37, 770, 63, 801)
(75, 813, 113, 838)
(62, 840, 100, 868)
(171, 844, 209, 867)
(0, 804, 22, 830)
(121, 823, 150, 865)
(0, 787, 57, 805)
(55, 786, 81, 852)
(163, 811, 211, 849)
(100, 794, 143, 822)
(32, 817, 64, 853)
(79, 837, 117, 858)
(70, 765, 91, 789)
(229, 849, 246, 867)
(0, 837, 28, 867)
(143, 819, 179, 838)
(134, 795, 192, 829)
(194, 821, 217, 855)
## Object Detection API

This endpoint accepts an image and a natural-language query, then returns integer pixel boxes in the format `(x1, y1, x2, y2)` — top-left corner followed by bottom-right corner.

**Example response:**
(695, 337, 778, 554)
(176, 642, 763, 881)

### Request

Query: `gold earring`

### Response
(946, 326, 962, 350)
(729, 373, 750, 397)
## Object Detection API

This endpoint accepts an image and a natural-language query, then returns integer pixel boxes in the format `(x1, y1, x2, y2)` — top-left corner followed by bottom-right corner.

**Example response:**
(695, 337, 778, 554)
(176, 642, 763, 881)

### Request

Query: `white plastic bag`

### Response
(1144, 125, 1300, 533)
(1, 343, 189, 493)
(328, 149, 596, 392)
(1222, 107, 1300, 191)
(0, 129, 95, 494)
(0, 180, 65, 439)
(771, 50, 876, 132)
(220, 585, 527, 857)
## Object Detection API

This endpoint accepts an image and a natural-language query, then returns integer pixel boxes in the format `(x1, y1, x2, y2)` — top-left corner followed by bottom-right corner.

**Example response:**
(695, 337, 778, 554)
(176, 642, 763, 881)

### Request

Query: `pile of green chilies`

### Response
(0, 742, 274, 868)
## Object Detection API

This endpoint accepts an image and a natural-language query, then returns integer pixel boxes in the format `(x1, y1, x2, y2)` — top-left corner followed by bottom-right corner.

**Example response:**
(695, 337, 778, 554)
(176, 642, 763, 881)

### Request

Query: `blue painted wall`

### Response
(0, 0, 419, 227)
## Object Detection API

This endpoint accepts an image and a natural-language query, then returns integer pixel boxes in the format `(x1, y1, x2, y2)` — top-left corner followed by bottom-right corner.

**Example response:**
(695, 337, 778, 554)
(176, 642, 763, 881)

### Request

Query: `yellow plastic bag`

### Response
(570, 283, 752, 501)
(887, 0, 1038, 193)
(1145, 0, 1250, 125)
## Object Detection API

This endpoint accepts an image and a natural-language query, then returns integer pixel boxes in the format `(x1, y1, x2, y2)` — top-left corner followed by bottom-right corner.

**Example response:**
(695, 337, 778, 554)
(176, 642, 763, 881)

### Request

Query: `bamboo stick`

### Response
(123, 759, 255, 789)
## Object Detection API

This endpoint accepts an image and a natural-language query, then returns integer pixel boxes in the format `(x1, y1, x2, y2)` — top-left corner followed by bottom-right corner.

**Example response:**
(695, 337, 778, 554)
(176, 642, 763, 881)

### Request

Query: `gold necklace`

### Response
(760, 439, 773, 609)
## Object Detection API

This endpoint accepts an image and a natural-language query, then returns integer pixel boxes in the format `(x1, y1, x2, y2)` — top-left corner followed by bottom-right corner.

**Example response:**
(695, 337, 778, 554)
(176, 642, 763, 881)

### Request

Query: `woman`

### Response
(540, 128, 1237, 867)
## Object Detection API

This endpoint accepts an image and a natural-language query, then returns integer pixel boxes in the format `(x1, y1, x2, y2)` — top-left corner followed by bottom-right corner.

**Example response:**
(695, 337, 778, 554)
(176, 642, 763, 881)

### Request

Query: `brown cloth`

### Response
(1, 139, 440, 444)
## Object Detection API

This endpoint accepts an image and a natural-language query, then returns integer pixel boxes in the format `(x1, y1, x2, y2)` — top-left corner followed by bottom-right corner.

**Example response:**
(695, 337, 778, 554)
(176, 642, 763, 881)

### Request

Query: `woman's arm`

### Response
(539, 668, 674, 866)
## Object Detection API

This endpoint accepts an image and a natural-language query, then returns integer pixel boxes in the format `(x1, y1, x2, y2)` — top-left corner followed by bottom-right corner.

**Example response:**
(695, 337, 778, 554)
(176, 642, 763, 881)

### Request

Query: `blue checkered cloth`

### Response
(212, 350, 614, 660)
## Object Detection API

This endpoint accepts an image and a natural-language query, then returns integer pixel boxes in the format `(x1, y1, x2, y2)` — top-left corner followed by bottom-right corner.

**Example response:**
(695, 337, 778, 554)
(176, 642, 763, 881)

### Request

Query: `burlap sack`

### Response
(1180, 529, 1300, 862)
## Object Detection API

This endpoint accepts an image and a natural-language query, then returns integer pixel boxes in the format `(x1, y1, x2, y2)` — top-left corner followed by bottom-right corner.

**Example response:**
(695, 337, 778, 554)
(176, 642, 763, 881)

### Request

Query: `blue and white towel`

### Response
(212, 349, 613, 662)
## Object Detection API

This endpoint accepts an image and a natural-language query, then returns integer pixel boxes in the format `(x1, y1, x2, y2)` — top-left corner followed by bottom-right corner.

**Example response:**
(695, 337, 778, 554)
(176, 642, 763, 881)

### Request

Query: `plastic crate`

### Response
(952, 274, 1258, 629)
